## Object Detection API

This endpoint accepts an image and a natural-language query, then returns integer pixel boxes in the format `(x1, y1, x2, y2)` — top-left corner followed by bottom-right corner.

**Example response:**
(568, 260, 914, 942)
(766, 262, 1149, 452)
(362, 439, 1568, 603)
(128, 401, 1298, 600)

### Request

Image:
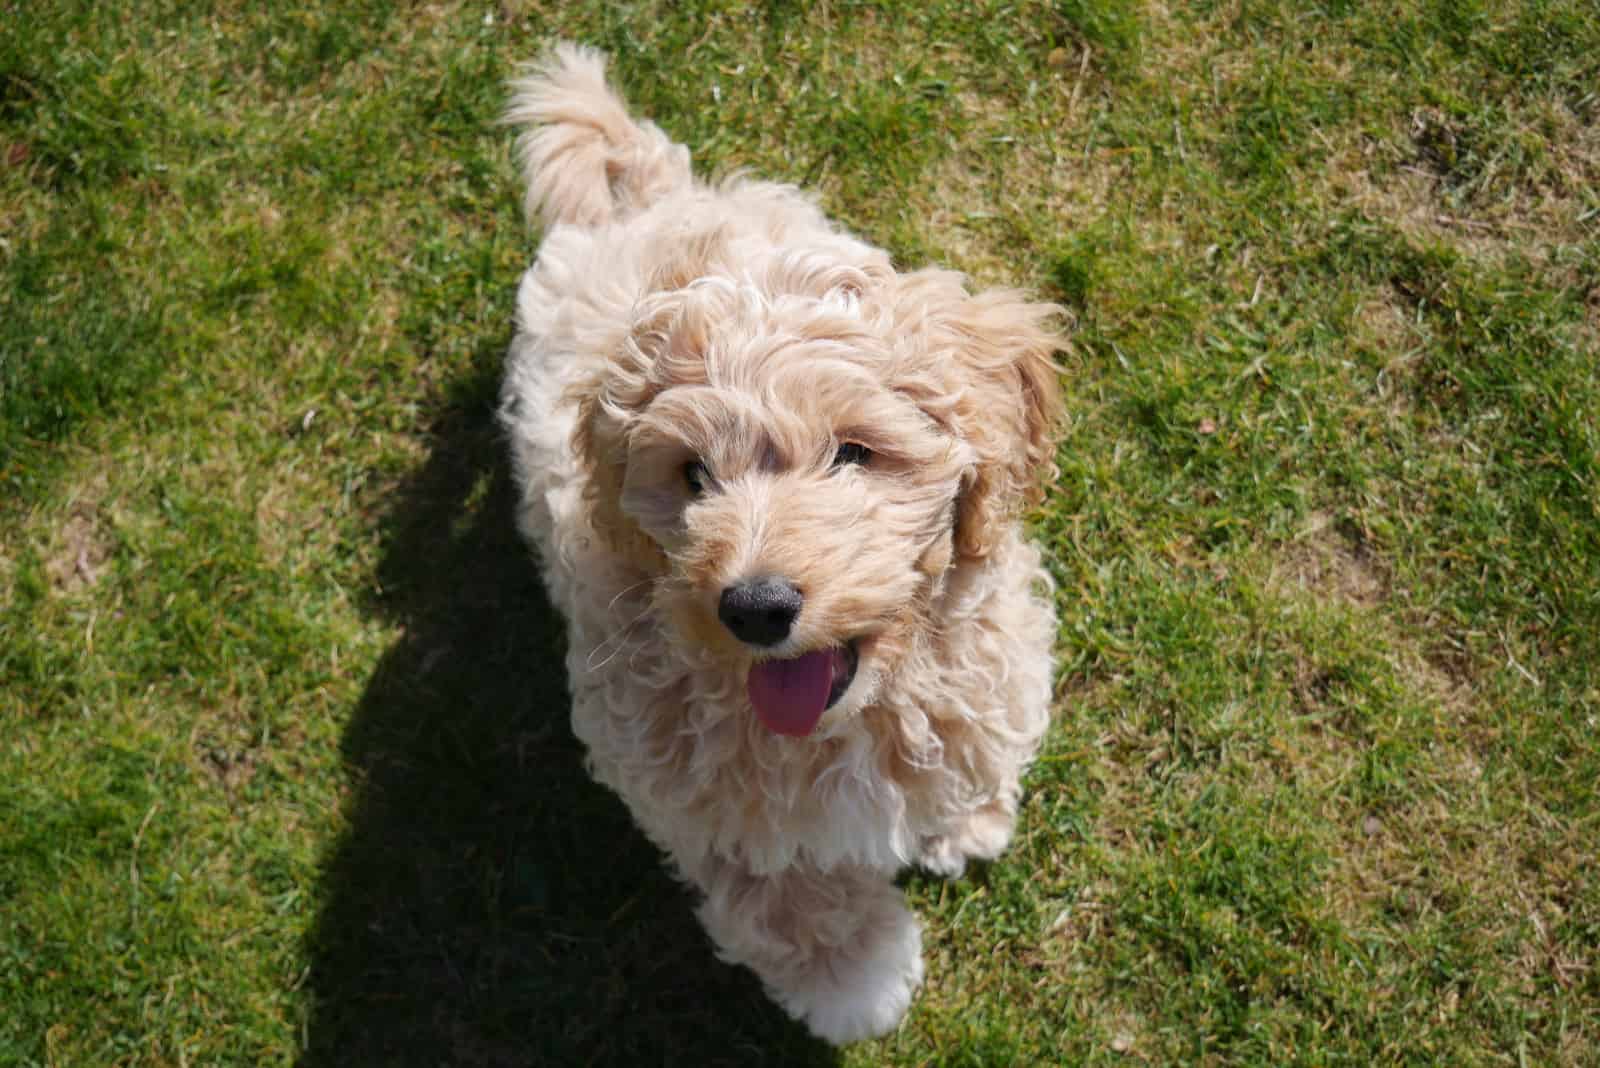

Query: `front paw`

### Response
(917, 796, 1018, 878)
(916, 833, 970, 878)
(774, 904, 924, 1044)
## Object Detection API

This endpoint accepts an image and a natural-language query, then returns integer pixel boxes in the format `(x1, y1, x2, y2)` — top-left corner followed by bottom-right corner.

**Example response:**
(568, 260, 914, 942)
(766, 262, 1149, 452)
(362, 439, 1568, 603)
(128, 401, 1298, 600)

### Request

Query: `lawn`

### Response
(3, 1, 1597, 1065)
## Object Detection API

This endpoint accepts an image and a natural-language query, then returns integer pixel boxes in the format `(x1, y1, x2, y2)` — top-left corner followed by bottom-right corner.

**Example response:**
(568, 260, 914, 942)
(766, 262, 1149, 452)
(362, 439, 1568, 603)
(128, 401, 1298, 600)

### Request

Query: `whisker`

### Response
(624, 632, 655, 676)
(604, 576, 657, 620)
(585, 602, 653, 672)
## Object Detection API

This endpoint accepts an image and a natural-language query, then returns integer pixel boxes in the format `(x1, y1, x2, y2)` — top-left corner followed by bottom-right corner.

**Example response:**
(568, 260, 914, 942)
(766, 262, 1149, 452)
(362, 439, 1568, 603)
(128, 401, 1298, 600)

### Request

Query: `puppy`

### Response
(499, 44, 1063, 1044)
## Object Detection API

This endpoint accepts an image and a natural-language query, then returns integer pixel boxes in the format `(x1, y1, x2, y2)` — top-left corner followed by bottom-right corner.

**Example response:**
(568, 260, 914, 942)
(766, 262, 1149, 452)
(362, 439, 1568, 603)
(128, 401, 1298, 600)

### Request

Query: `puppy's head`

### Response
(575, 253, 1062, 737)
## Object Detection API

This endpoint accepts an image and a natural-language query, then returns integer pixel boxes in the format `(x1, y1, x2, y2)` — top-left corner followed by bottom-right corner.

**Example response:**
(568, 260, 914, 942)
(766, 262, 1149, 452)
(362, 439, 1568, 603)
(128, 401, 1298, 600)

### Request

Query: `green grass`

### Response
(3, 0, 1598, 1064)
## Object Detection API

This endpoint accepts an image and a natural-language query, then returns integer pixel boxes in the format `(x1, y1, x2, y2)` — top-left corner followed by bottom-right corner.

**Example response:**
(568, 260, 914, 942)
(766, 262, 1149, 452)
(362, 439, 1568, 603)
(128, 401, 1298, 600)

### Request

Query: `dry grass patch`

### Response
(42, 488, 115, 596)
(1409, 97, 1600, 241)
(1351, 286, 1422, 361)
(1319, 100, 1597, 271)
(1324, 141, 1519, 262)
(1271, 510, 1387, 608)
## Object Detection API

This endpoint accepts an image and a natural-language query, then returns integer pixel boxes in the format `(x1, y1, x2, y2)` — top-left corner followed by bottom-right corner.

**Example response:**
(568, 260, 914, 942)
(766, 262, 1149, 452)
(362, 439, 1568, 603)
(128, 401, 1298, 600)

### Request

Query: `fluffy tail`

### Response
(504, 43, 693, 228)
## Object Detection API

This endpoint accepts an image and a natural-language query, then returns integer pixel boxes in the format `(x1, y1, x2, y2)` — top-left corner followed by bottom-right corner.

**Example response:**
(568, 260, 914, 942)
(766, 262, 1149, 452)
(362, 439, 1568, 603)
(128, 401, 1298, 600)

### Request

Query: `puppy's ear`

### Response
(571, 383, 628, 545)
(943, 288, 1065, 559)
(570, 354, 668, 568)
(571, 264, 732, 565)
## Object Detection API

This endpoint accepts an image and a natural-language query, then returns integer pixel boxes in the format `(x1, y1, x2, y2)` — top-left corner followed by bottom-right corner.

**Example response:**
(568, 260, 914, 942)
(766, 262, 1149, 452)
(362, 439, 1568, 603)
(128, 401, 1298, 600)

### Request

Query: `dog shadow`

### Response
(301, 354, 836, 1068)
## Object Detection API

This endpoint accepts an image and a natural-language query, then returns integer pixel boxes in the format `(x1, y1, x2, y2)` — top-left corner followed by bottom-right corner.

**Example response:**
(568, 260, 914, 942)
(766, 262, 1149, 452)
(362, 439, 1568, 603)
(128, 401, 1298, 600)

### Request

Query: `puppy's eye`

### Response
(832, 442, 872, 469)
(683, 460, 709, 496)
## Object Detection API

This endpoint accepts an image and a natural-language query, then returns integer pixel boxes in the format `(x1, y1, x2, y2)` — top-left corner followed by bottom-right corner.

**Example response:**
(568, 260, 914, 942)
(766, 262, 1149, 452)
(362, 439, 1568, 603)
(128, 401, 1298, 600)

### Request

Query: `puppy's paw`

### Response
(916, 796, 1018, 878)
(915, 833, 970, 878)
(774, 903, 924, 1045)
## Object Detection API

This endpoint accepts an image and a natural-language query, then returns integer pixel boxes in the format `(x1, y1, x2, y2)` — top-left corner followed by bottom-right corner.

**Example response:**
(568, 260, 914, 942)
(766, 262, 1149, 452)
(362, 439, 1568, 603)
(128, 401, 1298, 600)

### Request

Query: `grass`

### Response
(3, 0, 1598, 1064)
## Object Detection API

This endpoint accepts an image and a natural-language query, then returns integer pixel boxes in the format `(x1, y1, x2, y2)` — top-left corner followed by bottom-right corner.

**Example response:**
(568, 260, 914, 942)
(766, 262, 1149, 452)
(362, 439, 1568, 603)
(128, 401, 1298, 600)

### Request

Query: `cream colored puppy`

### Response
(499, 44, 1063, 1044)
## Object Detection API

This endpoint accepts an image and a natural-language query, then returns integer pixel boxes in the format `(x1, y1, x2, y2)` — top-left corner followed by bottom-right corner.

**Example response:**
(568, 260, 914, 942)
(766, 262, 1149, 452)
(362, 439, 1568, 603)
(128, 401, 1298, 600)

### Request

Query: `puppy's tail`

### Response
(505, 43, 693, 228)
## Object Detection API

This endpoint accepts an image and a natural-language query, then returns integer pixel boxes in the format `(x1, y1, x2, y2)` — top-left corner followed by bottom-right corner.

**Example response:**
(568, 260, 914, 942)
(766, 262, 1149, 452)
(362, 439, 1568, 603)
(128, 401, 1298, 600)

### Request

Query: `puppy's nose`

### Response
(718, 576, 802, 647)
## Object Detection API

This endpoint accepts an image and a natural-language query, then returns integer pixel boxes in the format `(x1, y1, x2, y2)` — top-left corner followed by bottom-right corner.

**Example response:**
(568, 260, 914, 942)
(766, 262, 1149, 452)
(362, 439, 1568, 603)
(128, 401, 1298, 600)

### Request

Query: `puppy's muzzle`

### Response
(718, 576, 802, 647)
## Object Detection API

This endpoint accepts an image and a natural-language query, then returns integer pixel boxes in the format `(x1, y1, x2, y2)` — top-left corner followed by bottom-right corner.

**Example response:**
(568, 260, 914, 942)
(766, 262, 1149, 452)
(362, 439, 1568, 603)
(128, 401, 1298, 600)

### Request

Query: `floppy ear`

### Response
(572, 381, 637, 550)
(570, 266, 738, 567)
(570, 332, 671, 568)
(942, 288, 1066, 559)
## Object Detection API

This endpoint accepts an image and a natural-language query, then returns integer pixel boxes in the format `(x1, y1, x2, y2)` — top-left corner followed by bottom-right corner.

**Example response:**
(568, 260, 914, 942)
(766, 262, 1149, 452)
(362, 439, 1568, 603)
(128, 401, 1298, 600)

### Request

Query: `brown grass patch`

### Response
(1271, 510, 1387, 607)
(200, 743, 260, 796)
(1321, 96, 1598, 268)
(42, 478, 115, 594)
(1351, 285, 1424, 361)
(45, 508, 109, 592)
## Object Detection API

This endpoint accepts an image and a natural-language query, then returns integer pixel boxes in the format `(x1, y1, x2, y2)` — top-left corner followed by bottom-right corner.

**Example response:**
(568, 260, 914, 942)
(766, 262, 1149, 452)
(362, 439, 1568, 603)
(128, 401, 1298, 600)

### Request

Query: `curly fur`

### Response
(499, 43, 1064, 1044)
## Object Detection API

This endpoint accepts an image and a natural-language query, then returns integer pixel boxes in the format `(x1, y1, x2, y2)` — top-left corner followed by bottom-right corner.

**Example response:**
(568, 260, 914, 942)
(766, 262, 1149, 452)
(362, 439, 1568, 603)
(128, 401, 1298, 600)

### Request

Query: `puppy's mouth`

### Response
(746, 640, 860, 737)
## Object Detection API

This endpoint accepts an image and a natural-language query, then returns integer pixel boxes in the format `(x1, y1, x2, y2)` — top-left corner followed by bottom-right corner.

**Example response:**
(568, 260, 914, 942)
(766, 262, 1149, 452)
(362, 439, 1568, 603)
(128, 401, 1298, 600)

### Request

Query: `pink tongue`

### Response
(747, 650, 836, 737)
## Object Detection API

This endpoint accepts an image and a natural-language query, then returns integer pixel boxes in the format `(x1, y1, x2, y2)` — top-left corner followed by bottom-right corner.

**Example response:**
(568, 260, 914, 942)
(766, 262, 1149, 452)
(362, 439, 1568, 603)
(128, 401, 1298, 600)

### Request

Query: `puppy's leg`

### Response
(688, 855, 923, 1045)
(917, 787, 1021, 878)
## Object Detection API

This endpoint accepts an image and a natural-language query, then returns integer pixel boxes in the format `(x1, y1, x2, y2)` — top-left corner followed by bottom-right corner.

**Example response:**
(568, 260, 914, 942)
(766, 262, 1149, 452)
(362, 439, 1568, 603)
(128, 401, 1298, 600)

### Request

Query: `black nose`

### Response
(718, 576, 803, 647)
